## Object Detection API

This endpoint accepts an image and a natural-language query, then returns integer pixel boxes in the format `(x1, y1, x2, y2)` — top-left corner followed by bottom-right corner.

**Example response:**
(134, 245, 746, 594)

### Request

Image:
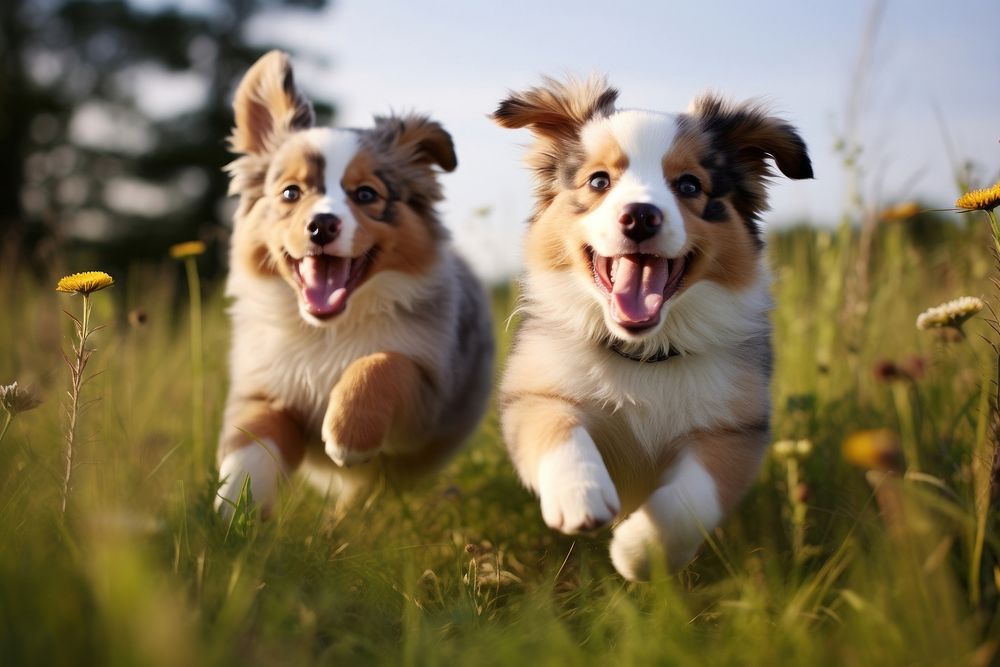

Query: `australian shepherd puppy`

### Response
(214, 51, 493, 518)
(492, 77, 812, 580)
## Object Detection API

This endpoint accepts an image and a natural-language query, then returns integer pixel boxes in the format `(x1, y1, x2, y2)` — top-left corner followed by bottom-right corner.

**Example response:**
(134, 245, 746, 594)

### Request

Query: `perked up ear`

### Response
(229, 50, 314, 156)
(492, 75, 619, 142)
(371, 115, 458, 172)
(691, 93, 813, 181)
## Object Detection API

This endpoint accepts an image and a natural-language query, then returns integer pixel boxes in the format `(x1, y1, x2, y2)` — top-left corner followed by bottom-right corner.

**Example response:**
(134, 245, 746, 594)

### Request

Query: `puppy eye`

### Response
(675, 175, 701, 197)
(588, 172, 611, 191)
(353, 185, 379, 204)
(281, 185, 301, 202)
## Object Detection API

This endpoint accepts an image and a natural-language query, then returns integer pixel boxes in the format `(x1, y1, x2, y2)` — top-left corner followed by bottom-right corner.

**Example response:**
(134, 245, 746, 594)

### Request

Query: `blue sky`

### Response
(245, 0, 1000, 279)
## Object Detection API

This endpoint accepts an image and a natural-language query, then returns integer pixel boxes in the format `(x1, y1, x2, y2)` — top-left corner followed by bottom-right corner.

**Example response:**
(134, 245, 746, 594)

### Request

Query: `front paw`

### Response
(536, 431, 621, 534)
(215, 443, 282, 520)
(322, 406, 383, 467)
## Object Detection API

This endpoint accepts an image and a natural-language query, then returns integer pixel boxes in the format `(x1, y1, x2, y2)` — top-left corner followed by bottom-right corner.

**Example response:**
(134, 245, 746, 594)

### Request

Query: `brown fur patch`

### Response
(690, 422, 769, 512)
(324, 352, 428, 456)
(492, 76, 618, 220)
(226, 50, 315, 218)
(500, 393, 582, 480)
(218, 396, 306, 468)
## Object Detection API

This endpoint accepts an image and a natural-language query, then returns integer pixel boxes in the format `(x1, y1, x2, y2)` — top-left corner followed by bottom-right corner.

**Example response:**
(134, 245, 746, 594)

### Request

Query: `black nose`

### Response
(307, 213, 340, 246)
(619, 203, 663, 243)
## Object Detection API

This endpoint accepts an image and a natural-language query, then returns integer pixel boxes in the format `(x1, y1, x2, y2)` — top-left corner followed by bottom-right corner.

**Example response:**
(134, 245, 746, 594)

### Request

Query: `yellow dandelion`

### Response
(842, 429, 903, 472)
(955, 182, 1000, 212)
(879, 201, 921, 222)
(169, 240, 207, 259)
(916, 296, 984, 331)
(55, 271, 114, 295)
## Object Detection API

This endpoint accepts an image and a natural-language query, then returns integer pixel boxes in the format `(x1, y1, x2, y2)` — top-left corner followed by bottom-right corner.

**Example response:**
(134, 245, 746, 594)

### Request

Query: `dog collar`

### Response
(606, 338, 682, 363)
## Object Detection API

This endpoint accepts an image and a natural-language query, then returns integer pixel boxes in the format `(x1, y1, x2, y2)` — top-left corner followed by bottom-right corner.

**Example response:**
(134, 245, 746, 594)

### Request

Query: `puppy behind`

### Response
(215, 51, 493, 517)
(493, 77, 812, 579)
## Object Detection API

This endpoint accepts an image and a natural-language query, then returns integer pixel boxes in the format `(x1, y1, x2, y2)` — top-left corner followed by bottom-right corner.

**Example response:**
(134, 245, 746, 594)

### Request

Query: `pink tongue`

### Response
(299, 255, 350, 316)
(610, 255, 669, 326)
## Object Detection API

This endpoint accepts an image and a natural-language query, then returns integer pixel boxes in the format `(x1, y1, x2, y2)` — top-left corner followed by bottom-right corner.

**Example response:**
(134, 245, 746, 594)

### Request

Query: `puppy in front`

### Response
(215, 51, 493, 518)
(493, 77, 812, 580)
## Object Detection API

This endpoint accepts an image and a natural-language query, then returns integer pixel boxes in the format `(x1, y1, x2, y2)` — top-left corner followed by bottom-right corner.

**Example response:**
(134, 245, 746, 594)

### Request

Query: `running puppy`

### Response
(492, 77, 812, 579)
(215, 51, 493, 518)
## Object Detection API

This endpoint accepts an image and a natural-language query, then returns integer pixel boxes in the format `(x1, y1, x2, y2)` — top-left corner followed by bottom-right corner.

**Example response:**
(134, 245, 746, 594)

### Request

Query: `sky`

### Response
(241, 0, 1000, 280)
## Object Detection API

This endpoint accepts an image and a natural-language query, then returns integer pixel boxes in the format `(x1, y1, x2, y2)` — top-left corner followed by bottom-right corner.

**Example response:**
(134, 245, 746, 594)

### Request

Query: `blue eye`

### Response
(676, 175, 701, 197)
(281, 185, 301, 202)
(588, 172, 611, 191)
(354, 186, 378, 204)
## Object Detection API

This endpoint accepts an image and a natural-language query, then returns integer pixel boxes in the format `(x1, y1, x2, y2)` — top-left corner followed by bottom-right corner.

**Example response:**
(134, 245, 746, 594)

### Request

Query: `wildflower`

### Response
(873, 356, 927, 383)
(872, 360, 903, 383)
(955, 182, 1000, 212)
(0, 381, 42, 415)
(842, 429, 903, 472)
(916, 296, 984, 331)
(55, 271, 114, 295)
(172, 239, 206, 466)
(772, 439, 796, 459)
(56, 270, 114, 513)
(772, 439, 813, 461)
(879, 201, 921, 222)
(169, 240, 207, 259)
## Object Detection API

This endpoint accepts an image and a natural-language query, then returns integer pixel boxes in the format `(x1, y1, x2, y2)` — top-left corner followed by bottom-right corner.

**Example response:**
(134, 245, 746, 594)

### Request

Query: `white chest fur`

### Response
(505, 267, 772, 460)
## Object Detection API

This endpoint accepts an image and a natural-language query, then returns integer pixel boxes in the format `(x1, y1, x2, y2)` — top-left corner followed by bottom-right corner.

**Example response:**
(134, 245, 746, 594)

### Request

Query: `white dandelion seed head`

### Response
(916, 296, 985, 331)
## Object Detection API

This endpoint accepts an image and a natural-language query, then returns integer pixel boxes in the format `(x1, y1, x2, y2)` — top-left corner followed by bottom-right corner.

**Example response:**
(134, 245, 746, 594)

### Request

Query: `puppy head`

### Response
(493, 77, 812, 342)
(226, 51, 457, 326)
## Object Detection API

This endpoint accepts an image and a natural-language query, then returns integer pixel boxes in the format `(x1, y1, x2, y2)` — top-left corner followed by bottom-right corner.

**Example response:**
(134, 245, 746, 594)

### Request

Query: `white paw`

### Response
(322, 420, 380, 468)
(609, 510, 660, 581)
(609, 451, 722, 579)
(536, 428, 620, 534)
(215, 441, 283, 520)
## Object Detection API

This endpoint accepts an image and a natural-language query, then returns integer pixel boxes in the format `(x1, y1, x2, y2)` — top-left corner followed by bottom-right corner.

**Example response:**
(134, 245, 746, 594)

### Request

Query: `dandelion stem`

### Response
(786, 457, 807, 563)
(0, 411, 12, 445)
(61, 293, 92, 514)
(891, 381, 920, 473)
(184, 256, 205, 475)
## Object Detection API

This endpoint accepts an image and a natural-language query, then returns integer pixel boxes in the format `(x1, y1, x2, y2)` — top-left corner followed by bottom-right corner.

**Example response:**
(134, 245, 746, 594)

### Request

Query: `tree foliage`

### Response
(0, 0, 333, 272)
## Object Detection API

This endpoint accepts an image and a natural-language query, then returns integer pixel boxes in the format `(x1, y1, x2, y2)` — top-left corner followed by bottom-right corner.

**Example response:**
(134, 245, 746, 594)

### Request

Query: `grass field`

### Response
(1, 213, 999, 665)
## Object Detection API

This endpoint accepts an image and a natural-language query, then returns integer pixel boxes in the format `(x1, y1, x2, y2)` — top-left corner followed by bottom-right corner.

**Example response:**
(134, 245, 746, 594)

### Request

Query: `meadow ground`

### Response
(1, 216, 999, 666)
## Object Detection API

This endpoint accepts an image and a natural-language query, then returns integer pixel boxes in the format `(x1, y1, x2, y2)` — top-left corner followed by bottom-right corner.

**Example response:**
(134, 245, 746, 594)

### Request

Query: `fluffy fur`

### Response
(215, 51, 493, 519)
(493, 76, 812, 579)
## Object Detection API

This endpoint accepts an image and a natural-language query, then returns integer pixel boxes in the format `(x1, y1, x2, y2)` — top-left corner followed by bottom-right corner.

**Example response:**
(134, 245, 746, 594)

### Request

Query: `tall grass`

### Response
(0, 217, 998, 665)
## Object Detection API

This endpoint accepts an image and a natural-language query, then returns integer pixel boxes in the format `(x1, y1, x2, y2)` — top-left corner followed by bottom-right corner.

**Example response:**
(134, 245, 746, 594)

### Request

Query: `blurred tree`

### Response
(0, 0, 333, 275)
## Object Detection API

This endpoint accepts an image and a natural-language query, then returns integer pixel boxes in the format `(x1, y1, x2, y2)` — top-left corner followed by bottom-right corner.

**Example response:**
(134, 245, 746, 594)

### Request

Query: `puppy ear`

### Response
(492, 75, 618, 142)
(229, 50, 314, 156)
(371, 115, 457, 172)
(691, 93, 813, 181)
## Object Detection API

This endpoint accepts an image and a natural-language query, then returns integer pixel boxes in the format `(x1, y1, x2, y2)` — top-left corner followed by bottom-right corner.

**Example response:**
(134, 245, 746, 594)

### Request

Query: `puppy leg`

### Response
(502, 396, 620, 534)
(215, 398, 304, 519)
(323, 351, 427, 467)
(610, 425, 768, 580)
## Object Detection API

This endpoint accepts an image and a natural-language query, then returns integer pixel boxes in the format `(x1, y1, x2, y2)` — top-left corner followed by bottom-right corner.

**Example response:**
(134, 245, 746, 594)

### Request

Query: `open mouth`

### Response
(588, 247, 690, 332)
(288, 249, 376, 320)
